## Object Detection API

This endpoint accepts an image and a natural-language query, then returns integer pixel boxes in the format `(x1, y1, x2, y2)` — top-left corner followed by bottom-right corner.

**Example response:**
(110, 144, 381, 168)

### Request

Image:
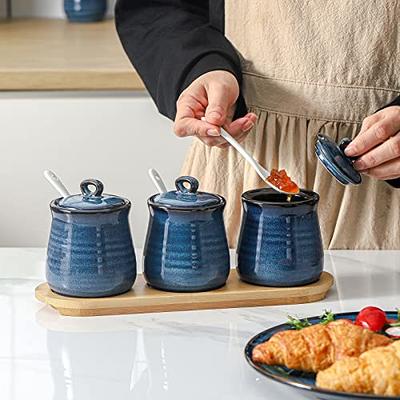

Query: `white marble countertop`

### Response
(0, 248, 399, 400)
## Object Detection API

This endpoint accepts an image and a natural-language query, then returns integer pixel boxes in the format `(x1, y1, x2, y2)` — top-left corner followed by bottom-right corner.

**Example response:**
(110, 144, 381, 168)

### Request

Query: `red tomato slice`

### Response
(355, 306, 387, 332)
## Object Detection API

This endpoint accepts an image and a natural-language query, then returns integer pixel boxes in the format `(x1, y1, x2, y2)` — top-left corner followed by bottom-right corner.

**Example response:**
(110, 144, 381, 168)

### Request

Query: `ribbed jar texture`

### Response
(144, 206, 230, 292)
(237, 192, 323, 287)
(46, 207, 136, 297)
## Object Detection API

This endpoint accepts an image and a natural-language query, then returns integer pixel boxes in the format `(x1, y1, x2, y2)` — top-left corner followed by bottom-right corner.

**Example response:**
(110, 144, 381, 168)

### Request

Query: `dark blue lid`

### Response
(315, 134, 362, 185)
(58, 179, 128, 211)
(153, 176, 222, 209)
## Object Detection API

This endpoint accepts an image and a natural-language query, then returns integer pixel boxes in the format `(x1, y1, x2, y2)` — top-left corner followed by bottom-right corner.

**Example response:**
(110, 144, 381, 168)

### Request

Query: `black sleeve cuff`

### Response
(381, 95, 400, 109)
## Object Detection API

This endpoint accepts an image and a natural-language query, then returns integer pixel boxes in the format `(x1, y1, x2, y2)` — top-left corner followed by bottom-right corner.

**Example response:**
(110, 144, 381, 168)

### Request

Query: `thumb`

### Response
(204, 83, 232, 126)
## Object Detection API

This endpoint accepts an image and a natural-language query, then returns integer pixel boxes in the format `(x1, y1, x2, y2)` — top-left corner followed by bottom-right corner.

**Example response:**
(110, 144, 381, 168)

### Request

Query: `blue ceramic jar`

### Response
(46, 179, 136, 297)
(144, 176, 230, 292)
(237, 189, 323, 287)
(64, 0, 107, 23)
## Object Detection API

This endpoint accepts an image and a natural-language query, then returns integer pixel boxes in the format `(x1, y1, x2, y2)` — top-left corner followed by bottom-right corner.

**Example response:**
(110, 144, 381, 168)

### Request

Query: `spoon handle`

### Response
(43, 170, 70, 197)
(219, 128, 270, 180)
(148, 168, 168, 193)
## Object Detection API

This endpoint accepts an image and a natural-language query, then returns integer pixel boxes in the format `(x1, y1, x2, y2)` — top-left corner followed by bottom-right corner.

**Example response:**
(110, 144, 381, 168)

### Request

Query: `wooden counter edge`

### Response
(0, 71, 145, 91)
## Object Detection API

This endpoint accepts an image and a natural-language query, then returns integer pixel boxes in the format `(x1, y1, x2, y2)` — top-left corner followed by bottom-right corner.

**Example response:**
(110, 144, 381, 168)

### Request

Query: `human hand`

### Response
(345, 106, 400, 180)
(173, 70, 257, 148)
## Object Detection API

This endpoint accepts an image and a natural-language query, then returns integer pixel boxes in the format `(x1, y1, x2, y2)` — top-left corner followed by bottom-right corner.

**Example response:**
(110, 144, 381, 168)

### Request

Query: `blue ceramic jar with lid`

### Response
(46, 179, 136, 297)
(144, 176, 230, 292)
(64, 0, 107, 23)
(237, 189, 323, 287)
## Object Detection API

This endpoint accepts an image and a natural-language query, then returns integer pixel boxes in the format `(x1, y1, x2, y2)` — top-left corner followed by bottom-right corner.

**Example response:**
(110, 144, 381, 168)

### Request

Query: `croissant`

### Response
(252, 319, 391, 372)
(316, 340, 400, 396)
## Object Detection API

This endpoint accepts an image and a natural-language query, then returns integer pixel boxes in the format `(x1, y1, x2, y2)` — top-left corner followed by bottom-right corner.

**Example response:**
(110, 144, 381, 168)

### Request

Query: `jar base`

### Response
(146, 282, 226, 293)
(238, 274, 321, 288)
(65, 14, 106, 22)
(48, 284, 133, 298)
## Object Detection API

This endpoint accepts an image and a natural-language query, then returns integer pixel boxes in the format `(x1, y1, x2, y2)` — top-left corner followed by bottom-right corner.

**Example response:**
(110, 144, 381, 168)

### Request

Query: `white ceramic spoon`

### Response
(201, 117, 299, 195)
(148, 168, 168, 193)
(43, 170, 70, 197)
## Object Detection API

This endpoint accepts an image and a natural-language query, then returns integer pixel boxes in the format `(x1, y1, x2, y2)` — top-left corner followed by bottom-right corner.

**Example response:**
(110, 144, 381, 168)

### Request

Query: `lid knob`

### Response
(80, 179, 104, 197)
(175, 176, 199, 194)
(338, 138, 358, 161)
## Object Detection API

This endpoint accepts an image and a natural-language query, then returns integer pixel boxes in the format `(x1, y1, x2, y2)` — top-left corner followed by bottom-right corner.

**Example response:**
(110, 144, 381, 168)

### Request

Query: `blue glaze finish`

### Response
(64, 0, 107, 22)
(59, 179, 127, 211)
(245, 311, 398, 400)
(315, 134, 362, 185)
(154, 176, 221, 209)
(144, 176, 229, 292)
(46, 180, 136, 298)
(237, 189, 323, 287)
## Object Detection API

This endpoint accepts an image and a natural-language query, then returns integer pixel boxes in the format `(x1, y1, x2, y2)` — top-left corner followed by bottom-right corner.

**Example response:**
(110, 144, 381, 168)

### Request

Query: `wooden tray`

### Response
(35, 270, 334, 317)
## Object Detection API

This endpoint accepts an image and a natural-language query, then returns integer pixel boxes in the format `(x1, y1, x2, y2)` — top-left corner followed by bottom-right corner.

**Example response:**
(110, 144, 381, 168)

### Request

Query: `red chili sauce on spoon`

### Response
(266, 169, 299, 195)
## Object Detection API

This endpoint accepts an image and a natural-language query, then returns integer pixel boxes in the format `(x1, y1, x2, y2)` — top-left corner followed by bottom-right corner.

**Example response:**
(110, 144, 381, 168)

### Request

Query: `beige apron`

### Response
(182, 0, 400, 249)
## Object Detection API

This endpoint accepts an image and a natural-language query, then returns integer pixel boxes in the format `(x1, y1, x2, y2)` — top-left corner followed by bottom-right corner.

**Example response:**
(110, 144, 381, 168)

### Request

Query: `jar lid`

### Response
(152, 176, 223, 210)
(56, 179, 129, 212)
(315, 134, 362, 185)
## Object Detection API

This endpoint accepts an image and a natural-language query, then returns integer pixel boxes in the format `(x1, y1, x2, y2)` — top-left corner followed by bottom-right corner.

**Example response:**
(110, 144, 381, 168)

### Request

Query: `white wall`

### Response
(11, 0, 115, 18)
(0, 92, 191, 248)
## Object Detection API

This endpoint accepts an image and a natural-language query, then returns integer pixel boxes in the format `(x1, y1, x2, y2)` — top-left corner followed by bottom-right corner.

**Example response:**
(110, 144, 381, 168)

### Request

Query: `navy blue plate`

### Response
(245, 311, 399, 400)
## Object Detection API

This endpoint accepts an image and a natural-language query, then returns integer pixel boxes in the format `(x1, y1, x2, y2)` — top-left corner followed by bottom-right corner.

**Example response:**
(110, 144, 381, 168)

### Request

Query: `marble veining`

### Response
(0, 248, 399, 400)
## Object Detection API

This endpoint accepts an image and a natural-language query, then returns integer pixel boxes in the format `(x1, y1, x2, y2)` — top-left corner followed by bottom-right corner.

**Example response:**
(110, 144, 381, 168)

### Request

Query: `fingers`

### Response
(345, 107, 400, 157)
(363, 158, 400, 180)
(174, 116, 220, 138)
(198, 136, 227, 147)
(223, 113, 257, 144)
(226, 113, 257, 134)
(204, 82, 233, 125)
(354, 133, 400, 170)
(174, 91, 220, 139)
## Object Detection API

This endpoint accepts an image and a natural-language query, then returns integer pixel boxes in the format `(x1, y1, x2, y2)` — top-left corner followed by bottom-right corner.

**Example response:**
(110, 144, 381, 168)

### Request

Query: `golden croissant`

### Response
(317, 340, 400, 396)
(252, 320, 391, 372)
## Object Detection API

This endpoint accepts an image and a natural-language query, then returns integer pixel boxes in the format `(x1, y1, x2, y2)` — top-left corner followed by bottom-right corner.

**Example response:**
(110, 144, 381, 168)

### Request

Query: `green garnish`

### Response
(287, 315, 312, 330)
(320, 310, 335, 325)
(287, 310, 336, 330)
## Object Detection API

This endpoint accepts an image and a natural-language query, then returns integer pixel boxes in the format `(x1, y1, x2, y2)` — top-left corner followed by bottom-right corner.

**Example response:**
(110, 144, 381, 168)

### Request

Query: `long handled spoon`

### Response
(148, 168, 168, 193)
(43, 170, 70, 197)
(201, 117, 299, 195)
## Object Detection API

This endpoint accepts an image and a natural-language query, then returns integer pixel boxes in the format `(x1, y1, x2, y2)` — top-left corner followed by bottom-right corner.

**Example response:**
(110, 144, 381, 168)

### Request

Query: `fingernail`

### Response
(353, 159, 365, 170)
(344, 144, 356, 156)
(242, 121, 254, 132)
(207, 129, 220, 137)
(208, 111, 222, 120)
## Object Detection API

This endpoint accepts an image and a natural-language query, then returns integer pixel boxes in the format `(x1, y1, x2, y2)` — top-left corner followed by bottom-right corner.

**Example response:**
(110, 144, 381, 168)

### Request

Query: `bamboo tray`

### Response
(35, 270, 334, 317)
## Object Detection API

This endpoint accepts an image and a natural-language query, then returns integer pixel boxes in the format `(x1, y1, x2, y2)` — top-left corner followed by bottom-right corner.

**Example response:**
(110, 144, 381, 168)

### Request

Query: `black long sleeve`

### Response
(115, 0, 246, 120)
